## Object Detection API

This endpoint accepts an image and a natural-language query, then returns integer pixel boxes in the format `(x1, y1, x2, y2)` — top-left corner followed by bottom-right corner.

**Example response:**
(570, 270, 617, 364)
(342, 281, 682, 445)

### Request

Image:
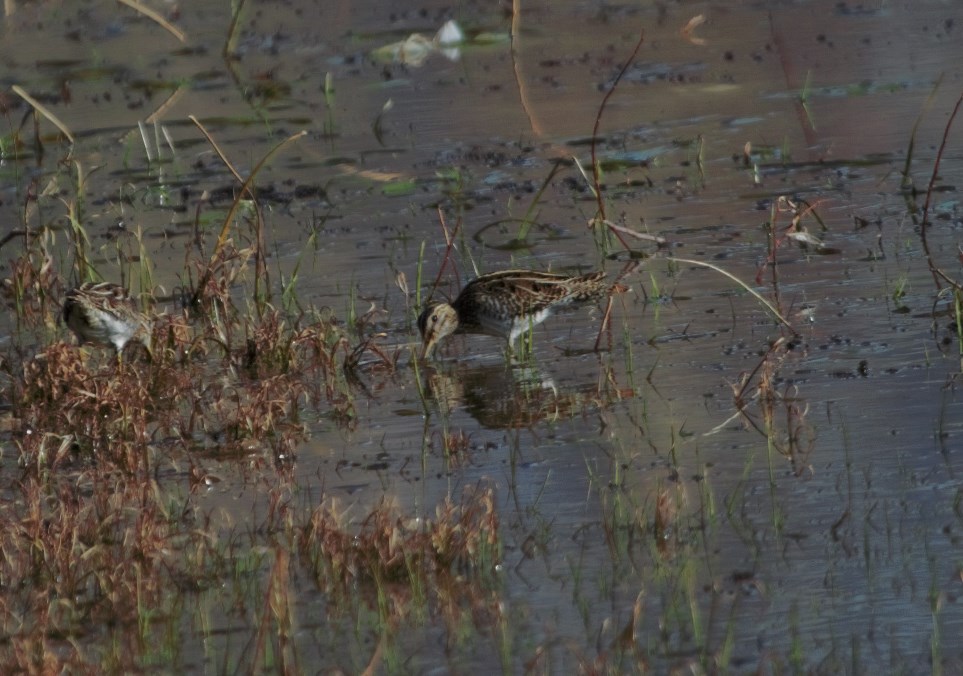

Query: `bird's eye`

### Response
(431, 314, 438, 322)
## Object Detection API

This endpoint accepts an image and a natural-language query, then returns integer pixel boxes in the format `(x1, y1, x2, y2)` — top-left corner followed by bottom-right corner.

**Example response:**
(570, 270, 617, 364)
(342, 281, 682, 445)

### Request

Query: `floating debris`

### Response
(372, 20, 464, 66)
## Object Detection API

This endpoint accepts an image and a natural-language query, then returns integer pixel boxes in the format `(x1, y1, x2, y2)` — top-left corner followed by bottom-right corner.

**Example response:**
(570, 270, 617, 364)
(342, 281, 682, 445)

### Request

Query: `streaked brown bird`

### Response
(417, 269, 625, 358)
(62, 282, 152, 358)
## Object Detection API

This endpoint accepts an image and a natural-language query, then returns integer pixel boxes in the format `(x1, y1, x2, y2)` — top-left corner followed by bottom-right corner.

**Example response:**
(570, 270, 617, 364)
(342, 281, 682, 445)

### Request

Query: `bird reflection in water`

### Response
(422, 362, 632, 430)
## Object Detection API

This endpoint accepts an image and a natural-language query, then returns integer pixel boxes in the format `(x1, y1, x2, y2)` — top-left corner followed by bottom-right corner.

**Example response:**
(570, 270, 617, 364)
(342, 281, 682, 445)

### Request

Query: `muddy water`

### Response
(2, 0, 963, 672)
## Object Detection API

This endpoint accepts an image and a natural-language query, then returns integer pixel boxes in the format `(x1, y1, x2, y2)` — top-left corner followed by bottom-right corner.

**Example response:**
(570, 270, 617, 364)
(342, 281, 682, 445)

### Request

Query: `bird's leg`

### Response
(113, 346, 124, 369)
(516, 324, 537, 363)
(503, 339, 517, 364)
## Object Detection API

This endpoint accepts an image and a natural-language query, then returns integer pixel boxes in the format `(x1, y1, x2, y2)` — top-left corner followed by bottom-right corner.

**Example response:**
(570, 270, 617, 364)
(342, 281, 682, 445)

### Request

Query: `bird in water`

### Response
(62, 282, 152, 359)
(417, 269, 626, 358)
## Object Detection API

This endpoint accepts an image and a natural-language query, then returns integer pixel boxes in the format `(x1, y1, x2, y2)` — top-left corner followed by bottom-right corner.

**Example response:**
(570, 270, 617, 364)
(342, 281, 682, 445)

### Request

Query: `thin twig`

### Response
(600, 219, 666, 245)
(509, 0, 543, 137)
(593, 260, 641, 351)
(918, 91, 963, 292)
(11, 85, 74, 144)
(424, 207, 463, 302)
(765, 200, 782, 309)
(768, 11, 817, 147)
(673, 256, 796, 333)
(188, 118, 306, 307)
(900, 76, 943, 192)
(516, 161, 563, 241)
(590, 28, 644, 238)
(223, 0, 248, 56)
(117, 0, 187, 42)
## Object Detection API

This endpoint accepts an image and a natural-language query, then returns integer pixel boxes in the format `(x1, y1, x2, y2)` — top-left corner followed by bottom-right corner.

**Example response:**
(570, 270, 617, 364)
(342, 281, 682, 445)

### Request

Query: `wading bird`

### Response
(417, 269, 626, 358)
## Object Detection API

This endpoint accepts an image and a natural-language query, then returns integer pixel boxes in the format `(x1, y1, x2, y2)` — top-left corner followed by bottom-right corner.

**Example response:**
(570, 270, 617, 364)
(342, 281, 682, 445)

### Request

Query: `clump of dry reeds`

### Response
(299, 485, 501, 619)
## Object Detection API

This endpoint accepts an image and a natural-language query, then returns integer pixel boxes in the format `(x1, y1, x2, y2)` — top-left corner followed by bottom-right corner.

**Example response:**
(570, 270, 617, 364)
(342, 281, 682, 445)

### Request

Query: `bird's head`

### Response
(417, 302, 459, 358)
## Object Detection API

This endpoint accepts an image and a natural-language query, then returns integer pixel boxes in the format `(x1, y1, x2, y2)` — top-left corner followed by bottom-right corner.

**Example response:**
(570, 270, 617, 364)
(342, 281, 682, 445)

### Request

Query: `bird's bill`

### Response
(417, 302, 455, 360)
(420, 332, 439, 360)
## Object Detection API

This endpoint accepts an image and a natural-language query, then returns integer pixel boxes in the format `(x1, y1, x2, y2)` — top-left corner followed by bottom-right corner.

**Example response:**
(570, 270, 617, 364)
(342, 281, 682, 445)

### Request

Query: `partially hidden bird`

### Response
(417, 269, 626, 358)
(62, 282, 152, 358)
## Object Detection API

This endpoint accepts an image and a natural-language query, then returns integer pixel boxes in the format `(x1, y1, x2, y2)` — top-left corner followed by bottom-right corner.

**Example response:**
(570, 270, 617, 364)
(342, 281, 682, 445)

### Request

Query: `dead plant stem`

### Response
(918, 91, 963, 292)
(590, 29, 645, 251)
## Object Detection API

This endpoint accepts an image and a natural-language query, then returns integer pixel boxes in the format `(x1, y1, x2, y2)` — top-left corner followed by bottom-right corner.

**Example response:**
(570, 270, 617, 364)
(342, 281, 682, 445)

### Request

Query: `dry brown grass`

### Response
(0, 231, 505, 671)
(299, 485, 501, 621)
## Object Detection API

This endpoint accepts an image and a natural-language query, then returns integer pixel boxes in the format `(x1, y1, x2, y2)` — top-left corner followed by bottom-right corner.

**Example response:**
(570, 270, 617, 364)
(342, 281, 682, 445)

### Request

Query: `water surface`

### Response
(1, 0, 961, 672)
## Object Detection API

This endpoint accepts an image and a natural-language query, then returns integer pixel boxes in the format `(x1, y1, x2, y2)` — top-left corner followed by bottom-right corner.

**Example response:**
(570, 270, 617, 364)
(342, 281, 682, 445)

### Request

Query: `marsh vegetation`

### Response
(0, 0, 961, 672)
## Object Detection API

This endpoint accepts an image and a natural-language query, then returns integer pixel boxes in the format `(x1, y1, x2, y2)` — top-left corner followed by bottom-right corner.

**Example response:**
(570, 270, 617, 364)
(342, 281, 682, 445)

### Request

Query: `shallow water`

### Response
(1, 0, 962, 672)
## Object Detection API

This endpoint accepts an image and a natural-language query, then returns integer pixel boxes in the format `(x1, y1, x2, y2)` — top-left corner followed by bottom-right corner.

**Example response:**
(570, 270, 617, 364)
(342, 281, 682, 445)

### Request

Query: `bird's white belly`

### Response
(88, 313, 137, 350)
(501, 307, 552, 343)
